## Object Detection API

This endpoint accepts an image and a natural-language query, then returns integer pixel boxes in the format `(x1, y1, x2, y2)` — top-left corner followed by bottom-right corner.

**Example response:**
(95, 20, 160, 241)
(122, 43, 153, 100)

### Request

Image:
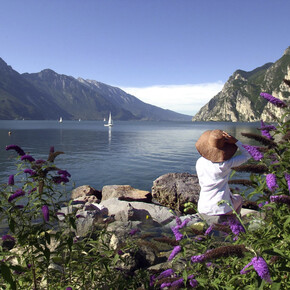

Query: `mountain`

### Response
(0, 59, 191, 121)
(192, 47, 290, 122)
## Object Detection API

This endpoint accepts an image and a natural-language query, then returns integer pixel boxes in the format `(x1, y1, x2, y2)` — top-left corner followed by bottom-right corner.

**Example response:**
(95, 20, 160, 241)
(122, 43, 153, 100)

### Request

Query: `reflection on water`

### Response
(0, 120, 260, 194)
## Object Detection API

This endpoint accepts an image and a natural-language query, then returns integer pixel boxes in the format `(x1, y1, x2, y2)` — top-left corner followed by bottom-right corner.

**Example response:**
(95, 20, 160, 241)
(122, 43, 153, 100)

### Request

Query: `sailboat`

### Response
(104, 112, 113, 127)
(59, 117, 63, 123)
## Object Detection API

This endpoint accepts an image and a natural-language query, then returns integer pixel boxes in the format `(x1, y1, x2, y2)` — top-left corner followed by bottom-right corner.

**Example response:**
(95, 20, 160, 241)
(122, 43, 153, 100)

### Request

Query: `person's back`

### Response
(195, 130, 251, 216)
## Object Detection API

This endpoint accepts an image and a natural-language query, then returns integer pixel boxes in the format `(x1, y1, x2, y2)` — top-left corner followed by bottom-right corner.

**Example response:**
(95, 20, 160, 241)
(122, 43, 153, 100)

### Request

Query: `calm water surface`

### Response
(0, 120, 259, 196)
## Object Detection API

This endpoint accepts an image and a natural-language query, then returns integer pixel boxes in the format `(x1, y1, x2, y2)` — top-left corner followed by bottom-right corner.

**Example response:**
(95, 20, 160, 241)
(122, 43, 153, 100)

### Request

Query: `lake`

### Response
(0, 120, 259, 196)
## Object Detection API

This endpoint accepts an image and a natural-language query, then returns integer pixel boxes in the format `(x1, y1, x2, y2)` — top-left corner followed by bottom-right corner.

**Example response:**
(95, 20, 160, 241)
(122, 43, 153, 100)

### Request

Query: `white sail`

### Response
(59, 117, 63, 123)
(104, 112, 113, 127)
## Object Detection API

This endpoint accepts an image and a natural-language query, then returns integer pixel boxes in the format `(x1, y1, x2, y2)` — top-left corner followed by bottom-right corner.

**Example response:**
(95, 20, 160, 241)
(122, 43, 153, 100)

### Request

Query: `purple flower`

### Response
(285, 173, 290, 192)
(228, 216, 245, 240)
(266, 174, 278, 192)
(50, 146, 55, 153)
(171, 226, 183, 241)
(205, 225, 214, 235)
(42, 205, 49, 222)
(53, 175, 70, 184)
(149, 275, 156, 287)
(241, 256, 272, 283)
(242, 145, 263, 161)
(260, 120, 276, 140)
(157, 269, 174, 279)
(8, 189, 25, 202)
(270, 195, 290, 206)
(66, 288, 72, 290)
(21, 155, 35, 162)
(171, 278, 184, 288)
(117, 250, 124, 255)
(260, 92, 287, 108)
(57, 170, 71, 177)
(6, 145, 25, 156)
(191, 254, 206, 263)
(129, 228, 139, 236)
(35, 159, 45, 164)
(168, 245, 182, 261)
(24, 169, 36, 176)
(160, 282, 171, 288)
(188, 276, 198, 288)
(2, 235, 15, 242)
(8, 175, 14, 185)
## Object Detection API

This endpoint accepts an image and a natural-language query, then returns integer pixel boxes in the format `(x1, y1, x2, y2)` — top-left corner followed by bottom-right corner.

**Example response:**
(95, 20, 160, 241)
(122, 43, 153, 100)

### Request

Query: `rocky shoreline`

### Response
(56, 172, 260, 274)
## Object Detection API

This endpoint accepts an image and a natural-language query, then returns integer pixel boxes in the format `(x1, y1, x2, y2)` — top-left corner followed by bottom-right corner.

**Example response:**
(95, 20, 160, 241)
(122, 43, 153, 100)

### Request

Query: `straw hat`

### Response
(195, 129, 238, 162)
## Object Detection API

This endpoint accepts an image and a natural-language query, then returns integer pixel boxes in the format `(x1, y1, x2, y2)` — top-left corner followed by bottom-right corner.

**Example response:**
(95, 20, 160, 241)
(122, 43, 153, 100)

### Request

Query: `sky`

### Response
(0, 0, 289, 115)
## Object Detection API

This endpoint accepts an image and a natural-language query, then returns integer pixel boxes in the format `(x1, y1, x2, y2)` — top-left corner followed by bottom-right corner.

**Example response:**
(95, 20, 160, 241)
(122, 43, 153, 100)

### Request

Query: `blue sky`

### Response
(1, 0, 289, 115)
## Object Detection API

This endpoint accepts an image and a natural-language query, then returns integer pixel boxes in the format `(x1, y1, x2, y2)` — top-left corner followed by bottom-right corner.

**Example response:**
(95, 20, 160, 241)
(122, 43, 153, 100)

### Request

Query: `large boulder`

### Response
(151, 173, 200, 213)
(71, 185, 101, 200)
(100, 198, 175, 226)
(101, 185, 152, 202)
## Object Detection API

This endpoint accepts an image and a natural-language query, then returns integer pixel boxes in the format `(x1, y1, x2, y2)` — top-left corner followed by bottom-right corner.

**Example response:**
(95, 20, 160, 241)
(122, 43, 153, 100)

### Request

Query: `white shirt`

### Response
(196, 141, 251, 215)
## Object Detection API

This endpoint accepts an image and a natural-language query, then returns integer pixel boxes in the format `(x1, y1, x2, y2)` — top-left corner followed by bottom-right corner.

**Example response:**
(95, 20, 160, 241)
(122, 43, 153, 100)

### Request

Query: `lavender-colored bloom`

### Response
(266, 174, 278, 192)
(50, 146, 55, 153)
(21, 155, 35, 162)
(168, 245, 182, 261)
(35, 159, 46, 164)
(8, 189, 25, 202)
(66, 288, 72, 290)
(241, 256, 272, 283)
(57, 170, 71, 177)
(2, 234, 15, 241)
(24, 169, 36, 176)
(205, 225, 214, 235)
(189, 277, 198, 288)
(160, 282, 171, 288)
(260, 120, 274, 140)
(175, 216, 182, 226)
(157, 268, 174, 279)
(171, 278, 184, 288)
(42, 205, 49, 222)
(149, 275, 156, 287)
(228, 217, 245, 240)
(191, 254, 206, 263)
(285, 173, 290, 192)
(270, 195, 290, 206)
(6, 145, 25, 156)
(8, 175, 14, 185)
(129, 228, 139, 236)
(260, 92, 287, 108)
(171, 226, 183, 241)
(117, 250, 124, 255)
(242, 145, 263, 161)
(53, 175, 70, 184)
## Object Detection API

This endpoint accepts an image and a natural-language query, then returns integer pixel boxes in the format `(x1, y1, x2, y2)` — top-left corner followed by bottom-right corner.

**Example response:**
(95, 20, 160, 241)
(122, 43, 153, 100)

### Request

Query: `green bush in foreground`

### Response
(0, 147, 149, 289)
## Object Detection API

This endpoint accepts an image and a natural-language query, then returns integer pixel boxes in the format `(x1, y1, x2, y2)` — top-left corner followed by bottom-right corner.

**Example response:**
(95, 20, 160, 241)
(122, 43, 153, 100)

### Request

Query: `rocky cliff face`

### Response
(193, 47, 290, 122)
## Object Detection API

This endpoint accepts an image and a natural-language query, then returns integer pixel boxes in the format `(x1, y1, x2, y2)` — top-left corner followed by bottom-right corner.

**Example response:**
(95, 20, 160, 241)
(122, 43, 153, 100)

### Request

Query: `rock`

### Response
(74, 195, 100, 204)
(71, 185, 101, 200)
(151, 173, 200, 213)
(101, 185, 152, 202)
(100, 198, 175, 225)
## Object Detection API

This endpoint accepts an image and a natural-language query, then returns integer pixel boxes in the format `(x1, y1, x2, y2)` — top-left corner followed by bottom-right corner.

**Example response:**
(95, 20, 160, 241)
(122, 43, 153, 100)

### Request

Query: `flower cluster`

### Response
(270, 195, 290, 206)
(6, 145, 25, 156)
(242, 145, 263, 161)
(260, 92, 287, 108)
(8, 189, 25, 202)
(241, 256, 272, 283)
(266, 173, 278, 192)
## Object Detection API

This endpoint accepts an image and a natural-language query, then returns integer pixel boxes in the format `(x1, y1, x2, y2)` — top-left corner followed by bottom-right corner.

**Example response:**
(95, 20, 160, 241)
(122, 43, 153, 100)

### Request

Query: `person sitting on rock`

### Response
(195, 129, 251, 217)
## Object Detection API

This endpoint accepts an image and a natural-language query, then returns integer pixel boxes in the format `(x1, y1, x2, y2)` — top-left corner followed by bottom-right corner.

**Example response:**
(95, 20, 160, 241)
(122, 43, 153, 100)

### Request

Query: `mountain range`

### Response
(192, 47, 290, 122)
(0, 58, 191, 121)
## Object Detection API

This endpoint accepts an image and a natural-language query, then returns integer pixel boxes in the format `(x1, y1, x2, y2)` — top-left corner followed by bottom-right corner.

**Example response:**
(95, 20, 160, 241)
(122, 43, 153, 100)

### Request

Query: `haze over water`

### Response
(0, 120, 259, 197)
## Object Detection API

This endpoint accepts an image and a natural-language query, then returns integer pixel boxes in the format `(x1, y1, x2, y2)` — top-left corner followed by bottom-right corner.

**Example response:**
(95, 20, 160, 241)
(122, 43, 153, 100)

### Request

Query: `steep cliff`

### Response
(192, 47, 290, 122)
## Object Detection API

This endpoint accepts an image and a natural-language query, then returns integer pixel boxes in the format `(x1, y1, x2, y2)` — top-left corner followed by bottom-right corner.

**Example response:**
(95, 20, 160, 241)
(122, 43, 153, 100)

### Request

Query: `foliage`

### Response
(0, 146, 149, 289)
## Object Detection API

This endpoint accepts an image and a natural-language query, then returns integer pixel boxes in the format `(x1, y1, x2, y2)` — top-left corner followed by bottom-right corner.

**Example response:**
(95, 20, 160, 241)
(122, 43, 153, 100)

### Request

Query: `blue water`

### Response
(0, 120, 259, 196)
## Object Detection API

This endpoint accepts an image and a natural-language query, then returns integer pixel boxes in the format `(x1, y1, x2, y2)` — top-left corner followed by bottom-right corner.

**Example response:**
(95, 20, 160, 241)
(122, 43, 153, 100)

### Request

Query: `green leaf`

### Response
(0, 263, 16, 290)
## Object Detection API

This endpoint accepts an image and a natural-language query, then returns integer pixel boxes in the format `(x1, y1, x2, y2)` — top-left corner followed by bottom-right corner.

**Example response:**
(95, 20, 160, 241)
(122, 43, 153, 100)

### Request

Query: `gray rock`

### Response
(100, 198, 175, 225)
(71, 185, 101, 200)
(151, 172, 200, 213)
(101, 185, 152, 202)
